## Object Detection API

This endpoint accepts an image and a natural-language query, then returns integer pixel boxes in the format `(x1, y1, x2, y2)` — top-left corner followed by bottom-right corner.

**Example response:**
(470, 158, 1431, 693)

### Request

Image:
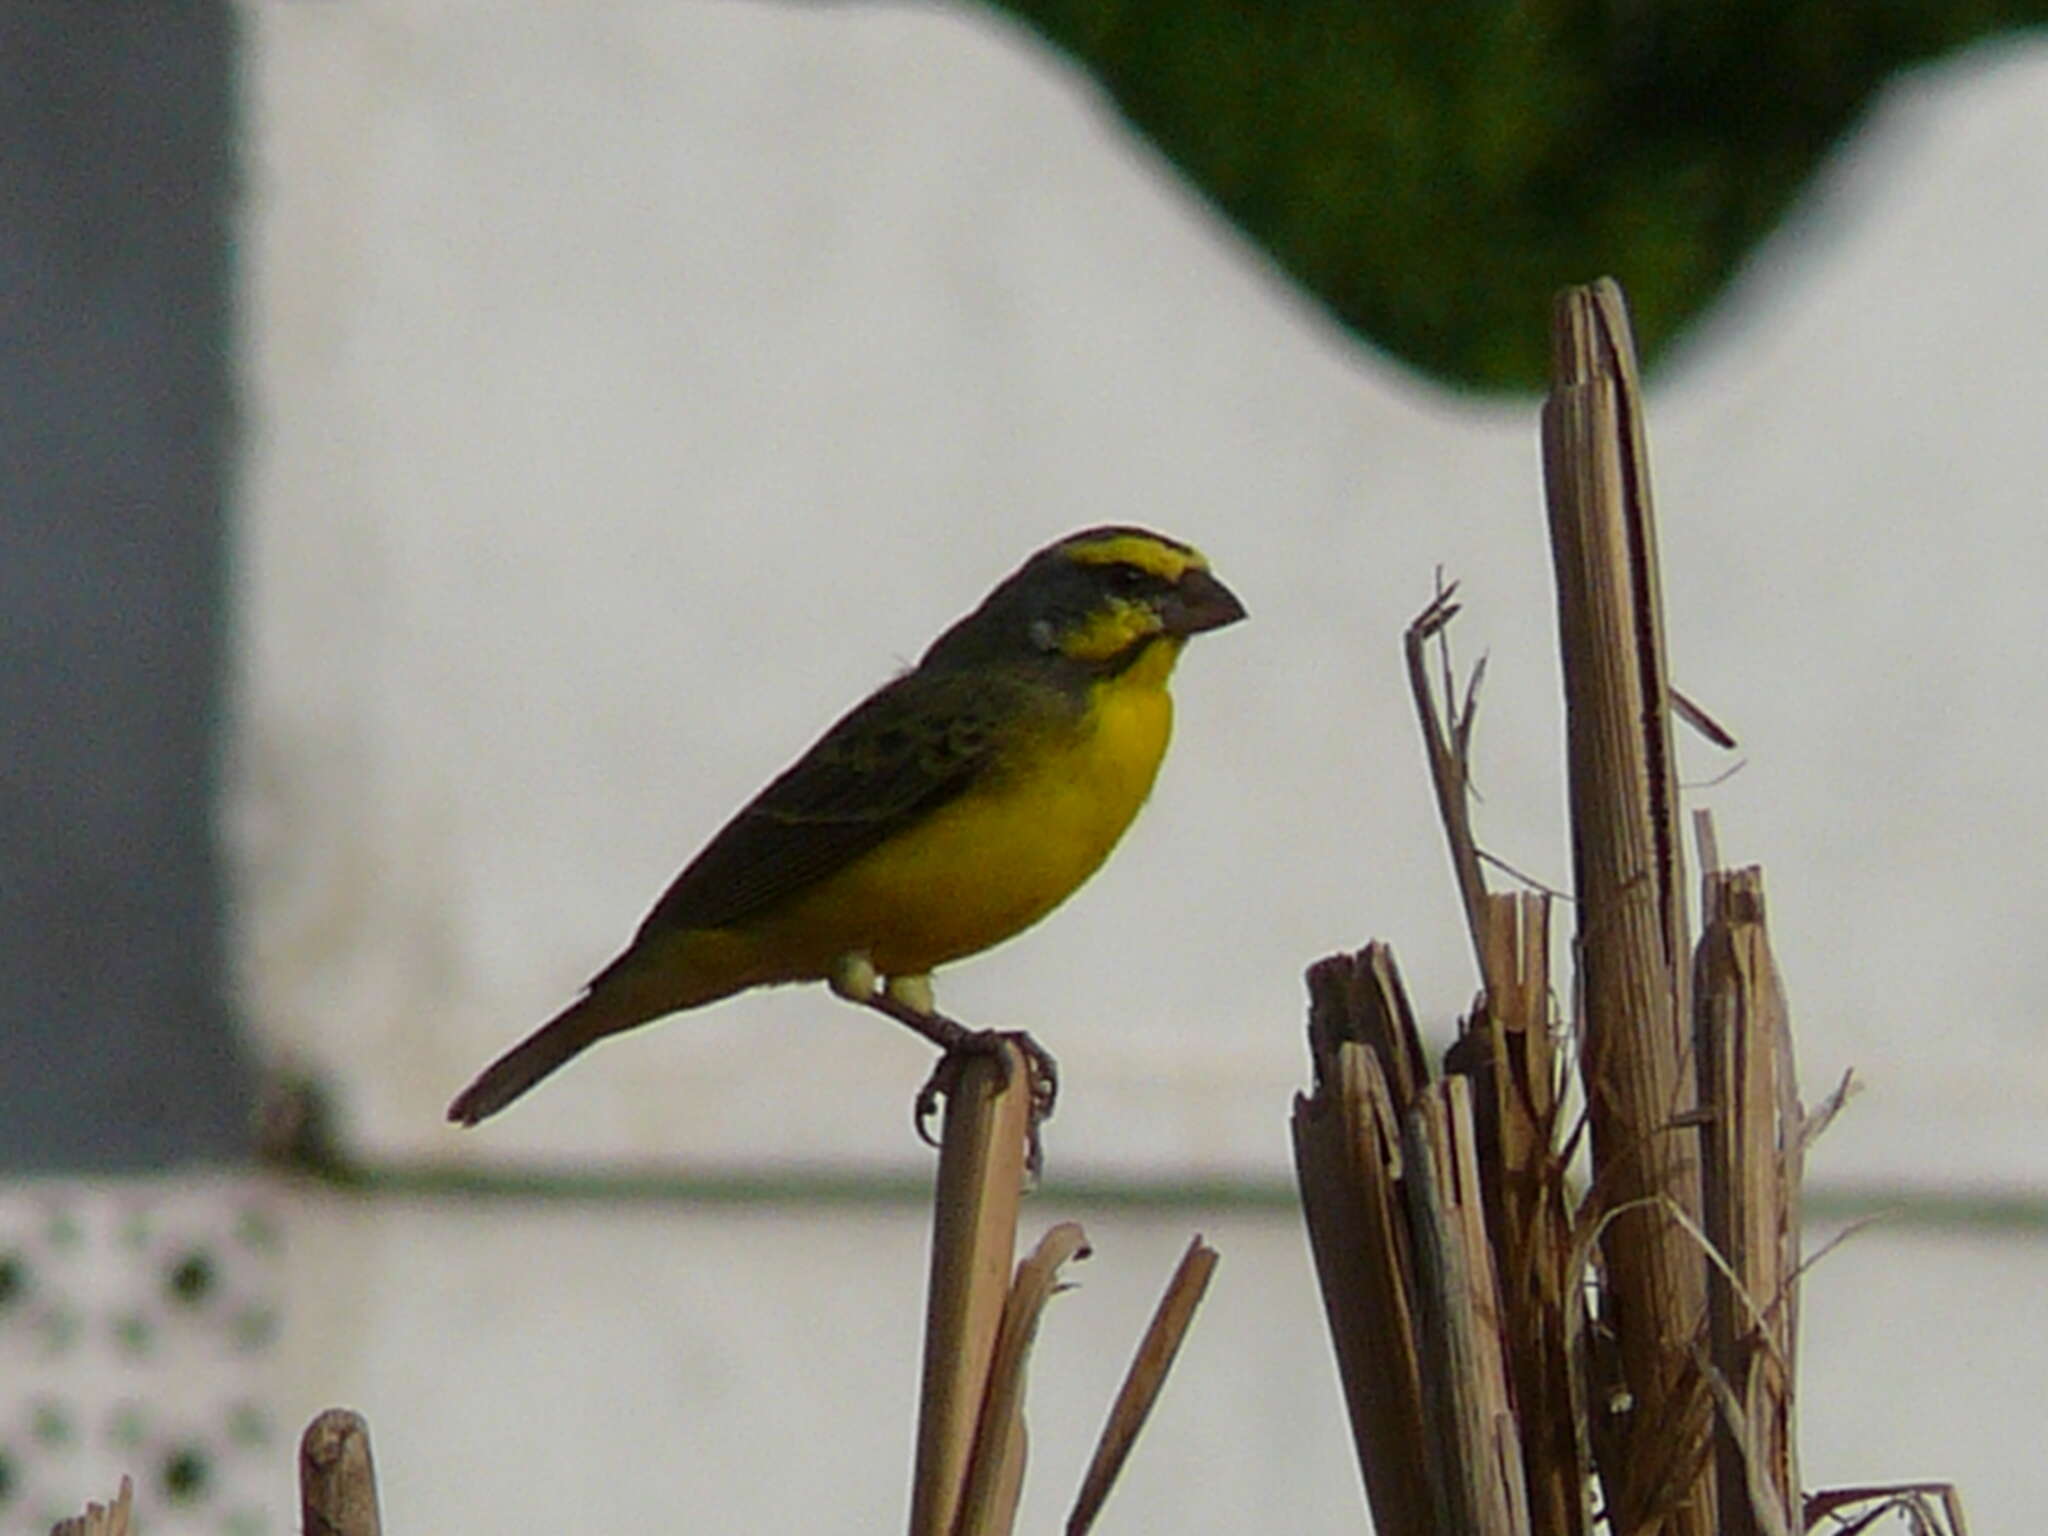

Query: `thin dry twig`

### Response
(1682, 757, 1750, 792)
(1783, 1213, 1889, 1293)
(1406, 585, 1491, 966)
(1798, 1070, 1859, 1154)
(1477, 849, 1575, 902)
(1805, 1482, 1971, 1536)
(1694, 1352, 1798, 1536)
(1671, 688, 1738, 750)
(1066, 1236, 1221, 1536)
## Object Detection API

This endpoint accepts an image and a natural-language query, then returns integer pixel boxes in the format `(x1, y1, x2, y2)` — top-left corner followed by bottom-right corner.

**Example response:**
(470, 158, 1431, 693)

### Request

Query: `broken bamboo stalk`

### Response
(954, 1221, 1093, 1536)
(48, 1477, 132, 1536)
(1404, 1076, 1530, 1536)
(1450, 893, 1589, 1536)
(910, 1043, 1033, 1536)
(1292, 947, 1441, 1534)
(1541, 278, 1714, 1536)
(300, 1409, 382, 1536)
(1694, 862, 1799, 1536)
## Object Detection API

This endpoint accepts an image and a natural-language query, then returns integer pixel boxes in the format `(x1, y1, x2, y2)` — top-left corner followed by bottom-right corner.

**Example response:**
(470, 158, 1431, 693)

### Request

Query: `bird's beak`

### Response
(1161, 566, 1248, 637)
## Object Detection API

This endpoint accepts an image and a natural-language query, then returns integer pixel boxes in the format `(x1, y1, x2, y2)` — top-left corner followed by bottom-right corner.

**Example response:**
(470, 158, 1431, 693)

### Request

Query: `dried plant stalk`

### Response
(1450, 894, 1589, 1536)
(1307, 944, 1430, 1120)
(1405, 585, 1490, 965)
(49, 1477, 133, 1536)
(1804, 1481, 1971, 1536)
(1541, 279, 1713, 1536)
(300, 1409, 382, 1536)
(1067, 1235, 1220, 1536)
(954, 1221, 1092, 1536)
(912, 1044, 1033, 1536)
(1407, 580, 1588, 1536)
(1293, 950, 1434, 1534)
(1694, 866, 1799, 1536)
(1404, 1077, 1530, 1536)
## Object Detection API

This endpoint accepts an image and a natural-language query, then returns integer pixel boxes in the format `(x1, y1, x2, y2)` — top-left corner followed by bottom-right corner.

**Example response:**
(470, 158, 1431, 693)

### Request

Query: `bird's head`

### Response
(923, 526, 1247, 677)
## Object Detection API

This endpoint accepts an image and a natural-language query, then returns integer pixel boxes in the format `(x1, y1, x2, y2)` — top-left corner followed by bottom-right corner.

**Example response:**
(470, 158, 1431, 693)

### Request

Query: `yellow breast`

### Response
(747, 640, 1183, 979)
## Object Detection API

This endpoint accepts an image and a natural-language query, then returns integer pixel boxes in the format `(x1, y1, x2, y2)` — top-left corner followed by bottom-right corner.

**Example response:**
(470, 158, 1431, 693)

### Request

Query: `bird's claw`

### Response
(911, 1028, 1059, 1177)
(844, 982, 1058, 1173)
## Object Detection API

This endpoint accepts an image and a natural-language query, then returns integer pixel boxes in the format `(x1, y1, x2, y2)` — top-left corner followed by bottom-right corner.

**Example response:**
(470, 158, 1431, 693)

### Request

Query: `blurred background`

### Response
(5, 1, 2046, 1528)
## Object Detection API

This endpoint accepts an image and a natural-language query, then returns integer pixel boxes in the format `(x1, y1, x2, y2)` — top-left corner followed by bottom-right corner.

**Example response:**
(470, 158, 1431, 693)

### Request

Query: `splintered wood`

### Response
(48, 1478, 132, 1536)
(301, 1407, 384, 1536)
(913, 1046, 1036, 1536)
(1694, 864, 1800, 1536)
(1453, 895, 1586, 1536)
(1293, 947, 1441, 1535)
(910, 1042, 1223, 1536)
(1543, 281, 1715, 1536)
(1289, 277, 1956, 1536)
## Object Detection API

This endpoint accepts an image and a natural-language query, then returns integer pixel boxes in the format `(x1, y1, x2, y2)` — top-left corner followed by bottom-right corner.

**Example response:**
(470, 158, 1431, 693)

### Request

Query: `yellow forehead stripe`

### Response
(1061, 532, 1207, 583)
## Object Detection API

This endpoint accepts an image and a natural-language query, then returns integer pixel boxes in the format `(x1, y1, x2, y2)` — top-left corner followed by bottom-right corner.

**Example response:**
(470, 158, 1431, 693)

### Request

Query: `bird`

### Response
(447, 525, 1246, 1128)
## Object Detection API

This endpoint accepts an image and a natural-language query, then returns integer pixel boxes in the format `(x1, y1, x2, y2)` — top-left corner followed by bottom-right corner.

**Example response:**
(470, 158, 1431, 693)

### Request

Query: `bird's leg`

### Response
(875, 979, 1059, 1149)
(883, 973, 935, 1015)
(828, 956, 1058, 1171)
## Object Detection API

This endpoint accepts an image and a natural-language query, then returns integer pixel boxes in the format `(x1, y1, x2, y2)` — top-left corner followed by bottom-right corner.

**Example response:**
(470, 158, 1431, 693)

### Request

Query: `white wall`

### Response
(237, 4, 2048, 1192)
(270, 1195, 2039, 1533)
(234, 3, 2048, 1528)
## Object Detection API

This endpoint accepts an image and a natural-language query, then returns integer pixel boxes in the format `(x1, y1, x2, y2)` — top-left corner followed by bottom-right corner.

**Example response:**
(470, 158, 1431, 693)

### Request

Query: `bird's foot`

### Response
(836, 967, 1057, 1175)
(910, 1027, 1059, 1174)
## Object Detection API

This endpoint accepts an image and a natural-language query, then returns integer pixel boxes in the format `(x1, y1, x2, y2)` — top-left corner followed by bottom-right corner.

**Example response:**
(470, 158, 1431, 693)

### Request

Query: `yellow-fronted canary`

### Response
(448, 525, 1245, 1126)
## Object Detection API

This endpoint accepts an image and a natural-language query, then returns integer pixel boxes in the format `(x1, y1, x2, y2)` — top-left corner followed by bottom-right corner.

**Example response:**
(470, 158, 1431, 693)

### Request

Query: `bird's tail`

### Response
(446, 986, 651, 1127)
(448, 928, 760, 1125)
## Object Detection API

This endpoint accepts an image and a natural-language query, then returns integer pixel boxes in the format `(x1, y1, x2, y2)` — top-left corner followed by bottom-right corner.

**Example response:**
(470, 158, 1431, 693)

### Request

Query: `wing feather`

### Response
(629, 667, 1041, 939)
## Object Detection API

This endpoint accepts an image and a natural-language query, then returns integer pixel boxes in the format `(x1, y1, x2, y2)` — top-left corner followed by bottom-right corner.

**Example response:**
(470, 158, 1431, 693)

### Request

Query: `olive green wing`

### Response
(628, 667, 1040, 940)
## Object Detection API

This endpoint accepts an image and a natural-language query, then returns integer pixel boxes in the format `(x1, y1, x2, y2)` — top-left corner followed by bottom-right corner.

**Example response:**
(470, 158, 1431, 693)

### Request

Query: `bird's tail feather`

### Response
(447, 987, 648, 1126)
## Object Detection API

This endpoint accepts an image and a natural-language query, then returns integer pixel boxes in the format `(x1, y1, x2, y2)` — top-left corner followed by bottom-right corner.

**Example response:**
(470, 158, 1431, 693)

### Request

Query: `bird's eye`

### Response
(1107, 563, 1150, 594)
